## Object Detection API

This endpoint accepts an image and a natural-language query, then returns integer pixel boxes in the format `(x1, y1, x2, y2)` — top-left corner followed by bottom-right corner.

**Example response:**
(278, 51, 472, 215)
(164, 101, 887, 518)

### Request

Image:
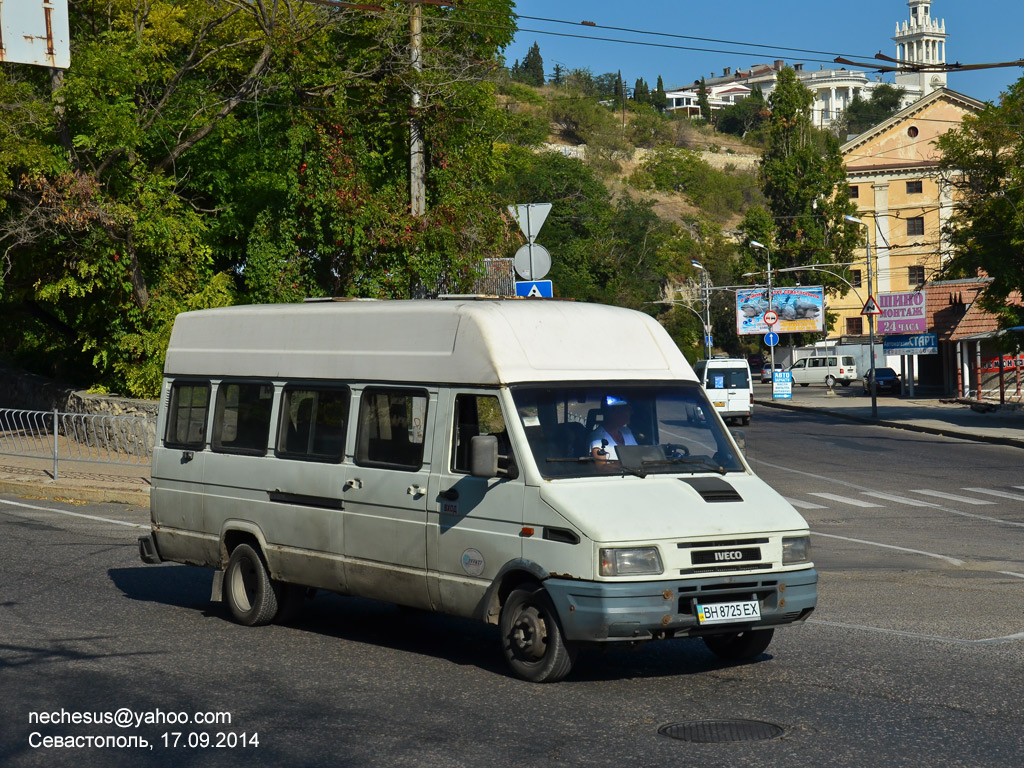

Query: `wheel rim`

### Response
(229, 556, 257, 612)
(510, 604, 549, 661)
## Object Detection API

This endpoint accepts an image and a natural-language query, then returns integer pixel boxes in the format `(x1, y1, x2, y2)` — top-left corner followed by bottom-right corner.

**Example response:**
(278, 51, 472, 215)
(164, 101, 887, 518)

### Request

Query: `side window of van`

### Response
(791, 360, 806, 370)
(212, 381, 274, 455)
(452, 394, 511, 474)
(165, 381, 210, 449)
(356, 388, 428, 470)
(276, 386, 349, 462)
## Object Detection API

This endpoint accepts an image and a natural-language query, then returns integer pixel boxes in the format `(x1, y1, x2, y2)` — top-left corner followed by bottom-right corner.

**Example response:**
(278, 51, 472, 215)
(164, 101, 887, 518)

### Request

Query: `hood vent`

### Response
(680, 477, 743, 503)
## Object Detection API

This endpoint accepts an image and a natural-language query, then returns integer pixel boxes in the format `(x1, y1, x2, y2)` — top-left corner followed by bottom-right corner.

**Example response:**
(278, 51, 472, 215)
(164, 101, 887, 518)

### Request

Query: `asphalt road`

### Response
(3, 407, 1024, 767)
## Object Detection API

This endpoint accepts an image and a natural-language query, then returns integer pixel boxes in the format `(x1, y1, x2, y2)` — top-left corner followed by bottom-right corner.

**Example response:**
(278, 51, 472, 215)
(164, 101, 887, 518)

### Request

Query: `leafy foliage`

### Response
(842, 84, 906, 136)
(936, 77, 1024, 330)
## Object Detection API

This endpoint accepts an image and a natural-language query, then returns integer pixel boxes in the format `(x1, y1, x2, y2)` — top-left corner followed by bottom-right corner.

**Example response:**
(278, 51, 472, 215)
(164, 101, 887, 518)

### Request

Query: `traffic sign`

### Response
(515, 280, 553, 298)
(513, 243, 551, 280)
(861, 295, 882, 316)
(508, 203, 552, 243)
(764, 331, 779, 346)
(763, 310, 778, 326)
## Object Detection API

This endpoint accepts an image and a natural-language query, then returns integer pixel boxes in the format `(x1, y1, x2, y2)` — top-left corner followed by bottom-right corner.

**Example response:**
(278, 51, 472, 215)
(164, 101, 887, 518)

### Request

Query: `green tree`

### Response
(751, 68, 860, 303)
(0, 0, 519, 395)
(936, 77, 1024, 330)
(715, 85, 767, 139)
(697, 78, 712, 121)
(632, 78, 650, 104)
(519, 41, 545, 87)
(549, 63, 566, 86)
(843, 83, 906, 135)
(651, 75, 668, 112)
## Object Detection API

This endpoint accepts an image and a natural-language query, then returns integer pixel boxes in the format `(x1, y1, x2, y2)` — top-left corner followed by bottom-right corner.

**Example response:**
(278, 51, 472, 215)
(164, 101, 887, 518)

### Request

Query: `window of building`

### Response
(906, 180, 923, 194)
(276, 386, 349, 462)
(906, 216, 925, 236)
(848, 185, 859, 199)
(451, 393, 512, 475)
(355, 388, 428, 470)
(907, 126, 919, 138)
(213, 381, 274, 455)
(165, 381, 210, 449)
(908, 265, 926, 286)
(846, 317, 863, 335)
(849, 269, 862, 288)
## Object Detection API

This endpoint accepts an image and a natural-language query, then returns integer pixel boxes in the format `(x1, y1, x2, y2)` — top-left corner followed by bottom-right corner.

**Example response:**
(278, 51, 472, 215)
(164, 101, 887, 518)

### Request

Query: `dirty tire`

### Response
(224, 543, 279, 626)
(741, 416, 751, 426)
(501, 586, 576, 683)
(703, 628, 774, 661)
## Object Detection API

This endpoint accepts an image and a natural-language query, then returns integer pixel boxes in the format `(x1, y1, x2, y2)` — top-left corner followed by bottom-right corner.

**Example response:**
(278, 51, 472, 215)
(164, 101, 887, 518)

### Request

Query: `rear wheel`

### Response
(703, 628, 774, 661)
(824, 375, 836, 388)
(224, 543, 279, 626)
(500, 586, 576, 683)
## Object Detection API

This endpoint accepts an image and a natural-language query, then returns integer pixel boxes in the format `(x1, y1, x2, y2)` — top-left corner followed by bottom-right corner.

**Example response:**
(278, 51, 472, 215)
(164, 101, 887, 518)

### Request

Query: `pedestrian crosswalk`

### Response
(784, 486, 1024, 512)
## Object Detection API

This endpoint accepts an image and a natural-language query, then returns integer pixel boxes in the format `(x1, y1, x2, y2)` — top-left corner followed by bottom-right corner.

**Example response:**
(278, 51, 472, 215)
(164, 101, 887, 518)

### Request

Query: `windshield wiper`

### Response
(642, 457, 727, 475)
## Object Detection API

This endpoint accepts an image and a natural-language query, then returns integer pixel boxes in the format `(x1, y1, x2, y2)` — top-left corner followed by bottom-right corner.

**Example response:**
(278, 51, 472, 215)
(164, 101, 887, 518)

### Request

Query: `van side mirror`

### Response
(470, 435, 520, 480)
(470, 435, 499, 478)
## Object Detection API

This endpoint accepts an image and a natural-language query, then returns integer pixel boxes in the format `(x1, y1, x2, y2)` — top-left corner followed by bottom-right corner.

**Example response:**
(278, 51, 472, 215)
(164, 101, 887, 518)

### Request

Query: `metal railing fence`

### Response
(0, 408, 156, 480)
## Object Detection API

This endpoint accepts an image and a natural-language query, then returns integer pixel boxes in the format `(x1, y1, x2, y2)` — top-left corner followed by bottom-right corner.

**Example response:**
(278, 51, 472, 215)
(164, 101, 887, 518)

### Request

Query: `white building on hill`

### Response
(669, 0, 950, 128)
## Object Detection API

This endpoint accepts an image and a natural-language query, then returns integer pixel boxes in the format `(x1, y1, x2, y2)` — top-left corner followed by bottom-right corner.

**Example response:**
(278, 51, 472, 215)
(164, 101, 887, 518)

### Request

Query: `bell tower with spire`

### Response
(893, 0, 948, 96)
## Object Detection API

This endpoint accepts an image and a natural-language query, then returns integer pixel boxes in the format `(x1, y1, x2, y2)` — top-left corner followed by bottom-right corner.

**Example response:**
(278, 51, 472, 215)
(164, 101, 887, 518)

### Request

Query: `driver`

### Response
(590, 397, 637, 461)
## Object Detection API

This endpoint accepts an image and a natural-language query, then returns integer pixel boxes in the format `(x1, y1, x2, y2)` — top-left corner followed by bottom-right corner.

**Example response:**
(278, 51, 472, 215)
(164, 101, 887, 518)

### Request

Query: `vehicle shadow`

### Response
(109, 564, 773, 683)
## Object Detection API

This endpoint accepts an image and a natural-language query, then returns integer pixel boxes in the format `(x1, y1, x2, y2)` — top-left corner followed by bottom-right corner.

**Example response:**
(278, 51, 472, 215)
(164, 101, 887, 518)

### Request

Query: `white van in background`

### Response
(692, 357, 753, 425)
(788, 354, 858, 387)
(139, 299, 815, 683)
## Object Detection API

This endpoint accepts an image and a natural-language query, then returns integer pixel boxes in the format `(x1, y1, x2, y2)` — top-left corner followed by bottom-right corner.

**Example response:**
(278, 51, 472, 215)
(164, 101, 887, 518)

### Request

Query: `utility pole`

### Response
(845, 216, 877, 419)
(409, 2, 426, 217)
(750, 241, 774, 401)
(691, 260, 711, 359)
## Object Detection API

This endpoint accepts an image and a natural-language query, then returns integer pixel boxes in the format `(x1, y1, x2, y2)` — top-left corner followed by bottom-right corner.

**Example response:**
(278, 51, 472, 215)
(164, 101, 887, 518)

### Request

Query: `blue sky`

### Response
(505, 0, 1024, 104)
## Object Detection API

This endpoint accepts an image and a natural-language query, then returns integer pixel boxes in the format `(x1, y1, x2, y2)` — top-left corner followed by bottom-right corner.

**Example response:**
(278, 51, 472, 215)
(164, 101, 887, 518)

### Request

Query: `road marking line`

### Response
(861, 491, 941, 507)
(998, 571, 1024, 580)
(811, 531, 964, 565)
(808, 492, 882, 508)
(0, 498, 147, 529)
(965, 487, 1024, 502)
(809, 619, 1024, 646)
(909, 489, 995, 506)
(784, 497, 827, 509)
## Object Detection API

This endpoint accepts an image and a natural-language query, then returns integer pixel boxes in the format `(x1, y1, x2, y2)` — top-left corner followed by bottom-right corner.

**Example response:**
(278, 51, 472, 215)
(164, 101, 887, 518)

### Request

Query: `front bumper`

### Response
(544, 568, 817, 643)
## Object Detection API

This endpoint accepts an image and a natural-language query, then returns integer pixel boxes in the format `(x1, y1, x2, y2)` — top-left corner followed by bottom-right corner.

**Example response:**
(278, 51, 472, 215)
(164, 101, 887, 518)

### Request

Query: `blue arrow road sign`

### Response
(515, 280, 553, 298)
(764, 331, 779, 347)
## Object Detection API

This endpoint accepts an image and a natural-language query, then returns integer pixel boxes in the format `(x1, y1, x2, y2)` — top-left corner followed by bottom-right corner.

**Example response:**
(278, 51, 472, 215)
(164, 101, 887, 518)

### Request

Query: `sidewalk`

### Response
(753, 383, 1024, 449)
(1, 387, 1022, 507)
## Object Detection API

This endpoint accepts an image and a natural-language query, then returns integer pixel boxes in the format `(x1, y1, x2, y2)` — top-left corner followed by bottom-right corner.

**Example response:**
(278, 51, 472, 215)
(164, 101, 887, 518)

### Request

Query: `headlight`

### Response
(599, 547, 663, 576)
(782, 535, 811, 565)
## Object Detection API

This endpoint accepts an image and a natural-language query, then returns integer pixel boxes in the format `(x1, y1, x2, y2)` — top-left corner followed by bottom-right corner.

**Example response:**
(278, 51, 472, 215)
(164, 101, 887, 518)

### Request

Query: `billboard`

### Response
(877, 290, 927, 335)
(0, 1, 70, 69)
(736, 286, 824, 336)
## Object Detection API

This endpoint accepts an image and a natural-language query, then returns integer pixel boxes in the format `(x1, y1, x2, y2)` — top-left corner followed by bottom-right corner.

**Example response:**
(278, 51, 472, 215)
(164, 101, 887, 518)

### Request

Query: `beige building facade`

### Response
(831, 88, 984, 341)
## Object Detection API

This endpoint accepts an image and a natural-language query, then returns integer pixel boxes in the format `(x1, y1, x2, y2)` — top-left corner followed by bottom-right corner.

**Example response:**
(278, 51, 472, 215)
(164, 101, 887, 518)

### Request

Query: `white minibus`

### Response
(139, 299, 816, 682)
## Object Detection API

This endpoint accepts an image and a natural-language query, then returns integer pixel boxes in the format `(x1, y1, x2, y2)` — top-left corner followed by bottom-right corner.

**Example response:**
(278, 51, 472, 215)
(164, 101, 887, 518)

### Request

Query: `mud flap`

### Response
(210, 570, 224, 602)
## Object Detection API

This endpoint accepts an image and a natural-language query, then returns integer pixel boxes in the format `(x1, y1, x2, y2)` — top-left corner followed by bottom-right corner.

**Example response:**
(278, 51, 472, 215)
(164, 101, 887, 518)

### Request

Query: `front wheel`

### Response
(224, 543, 279, 626)
(703, 628, 774, 661)
(500, 586, 577, 683)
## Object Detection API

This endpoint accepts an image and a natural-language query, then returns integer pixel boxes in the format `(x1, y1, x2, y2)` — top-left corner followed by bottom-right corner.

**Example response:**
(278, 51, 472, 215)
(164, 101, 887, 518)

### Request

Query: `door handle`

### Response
(344, 478, 363, 491)
(407, 485, 424, 498)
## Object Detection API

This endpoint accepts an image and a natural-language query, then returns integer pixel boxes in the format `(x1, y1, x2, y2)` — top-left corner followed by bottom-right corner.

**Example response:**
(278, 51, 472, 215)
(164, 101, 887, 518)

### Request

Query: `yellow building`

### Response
(831, 88, 984, 340)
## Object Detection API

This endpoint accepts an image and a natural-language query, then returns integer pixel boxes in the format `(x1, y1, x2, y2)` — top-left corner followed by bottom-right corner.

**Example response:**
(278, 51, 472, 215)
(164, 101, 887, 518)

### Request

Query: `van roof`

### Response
(164, 299, 696, 385)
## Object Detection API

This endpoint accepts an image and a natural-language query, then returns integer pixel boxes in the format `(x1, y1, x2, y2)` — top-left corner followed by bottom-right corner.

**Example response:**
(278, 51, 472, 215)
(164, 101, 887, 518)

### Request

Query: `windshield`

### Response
(511, 382, 746, 479)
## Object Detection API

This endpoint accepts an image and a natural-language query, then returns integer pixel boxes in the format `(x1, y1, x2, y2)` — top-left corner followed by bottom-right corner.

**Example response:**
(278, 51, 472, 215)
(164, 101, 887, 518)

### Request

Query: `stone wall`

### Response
(0, 361, 158, 418)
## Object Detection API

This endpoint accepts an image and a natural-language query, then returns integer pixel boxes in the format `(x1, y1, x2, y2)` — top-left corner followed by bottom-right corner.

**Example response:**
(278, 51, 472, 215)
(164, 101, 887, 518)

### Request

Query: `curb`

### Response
(0, 478, 150, 507)
(754, 398, 1024, 450)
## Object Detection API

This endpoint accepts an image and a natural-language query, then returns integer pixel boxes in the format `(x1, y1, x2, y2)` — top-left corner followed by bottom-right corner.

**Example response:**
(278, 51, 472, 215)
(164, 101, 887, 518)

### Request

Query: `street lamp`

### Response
(691, 260, 711, 359)
(749, 241, 775, 400)
(844, 215, 878, 419)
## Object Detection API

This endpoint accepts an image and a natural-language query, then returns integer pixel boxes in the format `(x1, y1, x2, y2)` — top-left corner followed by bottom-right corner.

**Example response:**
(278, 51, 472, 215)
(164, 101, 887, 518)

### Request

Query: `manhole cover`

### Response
(659, 719, 784, 743)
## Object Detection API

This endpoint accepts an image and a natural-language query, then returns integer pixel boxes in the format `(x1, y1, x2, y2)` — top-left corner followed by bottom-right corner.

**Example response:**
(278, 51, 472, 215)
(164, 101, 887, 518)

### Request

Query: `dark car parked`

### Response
(760, 363, 784, 383)
(864, 367, 901, 395)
